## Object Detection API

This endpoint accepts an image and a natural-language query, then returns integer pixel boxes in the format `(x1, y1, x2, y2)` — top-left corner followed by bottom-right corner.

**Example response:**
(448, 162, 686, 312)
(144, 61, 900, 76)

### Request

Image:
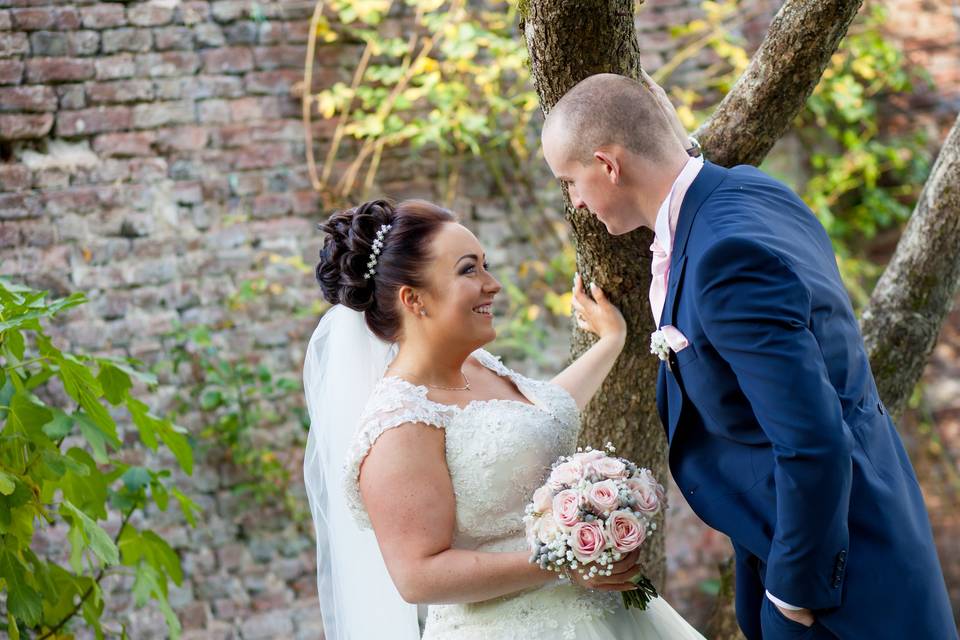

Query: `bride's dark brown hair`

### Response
(315, 199, 456, 342)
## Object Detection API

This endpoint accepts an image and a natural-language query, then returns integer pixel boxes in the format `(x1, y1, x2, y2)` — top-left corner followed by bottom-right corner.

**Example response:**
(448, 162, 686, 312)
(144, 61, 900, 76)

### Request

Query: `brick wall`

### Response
(1, 0, 957, 637)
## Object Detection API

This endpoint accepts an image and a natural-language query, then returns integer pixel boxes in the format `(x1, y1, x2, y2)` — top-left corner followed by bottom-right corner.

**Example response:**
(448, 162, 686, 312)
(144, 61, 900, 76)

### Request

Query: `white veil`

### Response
(302, 304, 422, 639)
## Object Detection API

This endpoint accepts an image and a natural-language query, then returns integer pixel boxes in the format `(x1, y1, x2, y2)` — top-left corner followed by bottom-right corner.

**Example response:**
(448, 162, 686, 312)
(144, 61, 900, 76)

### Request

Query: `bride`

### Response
(303, 198, 705, 639)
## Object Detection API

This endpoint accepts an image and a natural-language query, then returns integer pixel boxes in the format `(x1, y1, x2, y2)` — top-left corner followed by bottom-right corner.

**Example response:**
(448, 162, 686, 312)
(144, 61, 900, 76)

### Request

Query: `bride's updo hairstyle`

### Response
(316, 199, 455, 342)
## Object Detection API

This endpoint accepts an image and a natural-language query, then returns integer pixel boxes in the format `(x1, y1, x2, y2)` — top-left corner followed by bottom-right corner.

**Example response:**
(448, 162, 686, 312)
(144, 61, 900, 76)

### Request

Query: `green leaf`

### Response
(61, 500, 120, 567)
(76, 412, 122, 464)
(122, 467, 151, 492)
(0, 470, 15, 495)
(7, 612, 20, 640)
(7, 390, 53, 439)
(171, 487, 200, 527)
(42, 409, 75, 439)
(0, 547, 43, 626)
(57, 354, 117, 441)
(97, 363, 132, 406)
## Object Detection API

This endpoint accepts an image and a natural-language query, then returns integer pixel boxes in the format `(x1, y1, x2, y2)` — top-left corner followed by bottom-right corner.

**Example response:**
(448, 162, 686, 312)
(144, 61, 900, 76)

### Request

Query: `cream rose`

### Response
(532, 485, 554, 513)
(591, 457, 628, 480)
(626, 477, 661, 516)
(535, 512, 562, 544)
(548, 460, 583, 488)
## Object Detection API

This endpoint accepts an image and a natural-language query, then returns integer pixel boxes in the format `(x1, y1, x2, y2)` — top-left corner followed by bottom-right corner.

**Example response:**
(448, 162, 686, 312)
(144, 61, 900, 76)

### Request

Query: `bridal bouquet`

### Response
(524, 444, 665, 610)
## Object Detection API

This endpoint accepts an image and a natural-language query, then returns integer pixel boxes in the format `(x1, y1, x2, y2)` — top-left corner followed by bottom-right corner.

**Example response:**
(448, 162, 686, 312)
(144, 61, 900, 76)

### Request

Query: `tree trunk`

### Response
(693, 0, 863, 167)
(522, 0, 667, 588)
(861, 113, 960, 419)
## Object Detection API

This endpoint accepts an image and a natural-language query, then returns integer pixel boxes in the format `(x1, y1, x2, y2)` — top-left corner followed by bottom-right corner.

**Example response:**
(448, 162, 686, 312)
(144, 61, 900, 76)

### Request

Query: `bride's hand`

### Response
(567, 548, 644, 592)
(572, 273, 627, 344)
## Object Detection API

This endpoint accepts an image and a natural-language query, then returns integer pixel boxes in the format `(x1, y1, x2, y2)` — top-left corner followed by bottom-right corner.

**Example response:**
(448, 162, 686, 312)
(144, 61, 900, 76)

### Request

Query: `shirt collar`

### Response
(653, 155, 704, 253)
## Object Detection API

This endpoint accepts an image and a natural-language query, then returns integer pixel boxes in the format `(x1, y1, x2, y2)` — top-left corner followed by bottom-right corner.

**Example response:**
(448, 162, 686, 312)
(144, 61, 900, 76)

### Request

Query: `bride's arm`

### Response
(359, 420, 639, 604)
(550, 274, 627, 410)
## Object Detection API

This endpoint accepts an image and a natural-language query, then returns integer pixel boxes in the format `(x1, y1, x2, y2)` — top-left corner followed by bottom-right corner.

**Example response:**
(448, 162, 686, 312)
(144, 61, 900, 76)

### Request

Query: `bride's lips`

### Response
(472, 300, 494, 318)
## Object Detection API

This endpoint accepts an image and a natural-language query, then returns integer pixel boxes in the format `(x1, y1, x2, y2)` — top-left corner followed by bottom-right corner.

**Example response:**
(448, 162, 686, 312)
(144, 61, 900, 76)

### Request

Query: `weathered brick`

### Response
(81, 4, 127, 29)
(197, 98, 229, 124)
(92, 131, 156, 156)
(42, 186, 102, 216)
(135, 51, 200, 77)
(182, 74, 243, 100)
(211, 1, 247, 23)
(0, 60, 24, 85)
(291, 190, 321, 215)
(154, 125, 209, 151)
(253, 45, 302, 70)
(224, 21, 258, 45)
(154, 26, 193, 50)
(0, 192, 41, 219)
(0, 10, 10, 32)
(282, 20, 310, 44)
(56, 106, 132, 136)
(32, 168, 70, 189)
(56, 84, 86, 110)
(0, 164, 31, 191)
(202, 46, 253, 74)
(0, 85, 57, 112)
(0, 32, 29, 58)
(178, 1, 211, 26)
(0, 113, 54, 140)
(26, 58, 95, 84)
(102, 27, 153, 54)
(127, 2, 174, 27)
(243, 70, 299, 95)
(132, 100, 195, 129)
(228, 96, 281, 122)
(87, 79, 154, 104)
(172, 180, 204, 203)
(0, 223, 19, 249)
(94, 53, 135, 80)
(257, 22, 283, 45)
(19, 219, 55, 247)
(9, 7, 56, 30)
(68, 31, 101, 56)
(232, 142, 291, 169)
(193, 23, 225, 48)
(29, 31, 68, 56)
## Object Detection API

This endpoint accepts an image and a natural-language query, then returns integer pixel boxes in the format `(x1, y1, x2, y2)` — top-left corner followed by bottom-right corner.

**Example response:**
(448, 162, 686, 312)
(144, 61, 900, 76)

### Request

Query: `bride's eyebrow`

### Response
(456, 254, 481, 265)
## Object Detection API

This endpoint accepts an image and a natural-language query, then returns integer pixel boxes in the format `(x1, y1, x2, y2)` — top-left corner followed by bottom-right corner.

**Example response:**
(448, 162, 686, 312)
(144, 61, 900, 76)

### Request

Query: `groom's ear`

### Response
(593, 150, 621, 185)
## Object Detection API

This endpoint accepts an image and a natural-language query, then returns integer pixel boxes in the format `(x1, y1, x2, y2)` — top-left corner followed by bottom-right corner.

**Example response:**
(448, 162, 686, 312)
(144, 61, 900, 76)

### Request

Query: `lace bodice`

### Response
(343, 348, 580, 550)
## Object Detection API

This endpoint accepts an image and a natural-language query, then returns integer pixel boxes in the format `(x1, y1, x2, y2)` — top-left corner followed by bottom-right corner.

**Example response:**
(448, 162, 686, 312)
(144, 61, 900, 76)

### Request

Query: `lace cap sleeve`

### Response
(342, 377, 456, 529)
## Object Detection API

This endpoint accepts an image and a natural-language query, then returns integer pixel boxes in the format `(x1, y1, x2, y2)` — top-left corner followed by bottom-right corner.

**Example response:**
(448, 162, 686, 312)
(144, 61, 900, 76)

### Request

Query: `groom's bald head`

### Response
(543, 73, 680, 165)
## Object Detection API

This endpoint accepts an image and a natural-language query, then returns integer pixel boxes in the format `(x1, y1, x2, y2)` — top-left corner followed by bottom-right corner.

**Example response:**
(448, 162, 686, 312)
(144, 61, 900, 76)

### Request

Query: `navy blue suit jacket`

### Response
(655, 161, 956, 638)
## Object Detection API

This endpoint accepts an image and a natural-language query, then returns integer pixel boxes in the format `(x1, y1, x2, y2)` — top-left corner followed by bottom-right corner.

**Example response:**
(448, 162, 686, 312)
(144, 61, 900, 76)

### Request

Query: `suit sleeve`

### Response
(693, 235, 852, 610)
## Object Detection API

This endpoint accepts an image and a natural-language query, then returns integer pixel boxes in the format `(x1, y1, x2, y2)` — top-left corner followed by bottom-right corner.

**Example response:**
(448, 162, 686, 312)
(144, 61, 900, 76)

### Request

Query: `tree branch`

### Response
(695, 0, 863, 166)
(861, 113, 960, 417)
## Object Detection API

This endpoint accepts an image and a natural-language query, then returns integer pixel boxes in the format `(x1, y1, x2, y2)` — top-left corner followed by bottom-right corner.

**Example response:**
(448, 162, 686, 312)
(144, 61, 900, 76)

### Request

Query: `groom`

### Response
(542, 73, 957, 639)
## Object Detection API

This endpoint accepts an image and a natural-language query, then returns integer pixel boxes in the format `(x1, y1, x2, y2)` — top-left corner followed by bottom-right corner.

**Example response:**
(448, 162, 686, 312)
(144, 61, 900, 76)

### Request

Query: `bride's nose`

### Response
(483, 271, 502, 294)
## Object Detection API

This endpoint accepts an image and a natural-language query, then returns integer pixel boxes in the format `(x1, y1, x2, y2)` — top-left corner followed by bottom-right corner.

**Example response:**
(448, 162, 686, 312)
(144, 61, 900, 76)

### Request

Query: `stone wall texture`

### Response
(0, 0, 957, 637)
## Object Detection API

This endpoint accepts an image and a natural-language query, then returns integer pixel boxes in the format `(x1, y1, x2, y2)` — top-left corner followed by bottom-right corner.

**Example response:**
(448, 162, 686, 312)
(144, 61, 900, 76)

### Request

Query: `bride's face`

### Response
(418, 222, 502, 349)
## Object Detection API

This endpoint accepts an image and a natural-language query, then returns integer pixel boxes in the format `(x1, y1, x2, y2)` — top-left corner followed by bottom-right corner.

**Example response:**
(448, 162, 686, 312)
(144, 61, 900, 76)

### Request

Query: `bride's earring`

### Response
(420, 309, 427, 317)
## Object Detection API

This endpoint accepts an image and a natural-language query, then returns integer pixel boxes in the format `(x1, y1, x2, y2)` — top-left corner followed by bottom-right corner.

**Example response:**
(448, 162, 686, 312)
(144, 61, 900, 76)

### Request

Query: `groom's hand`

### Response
(776, 604, 815, 627)
(569, 548, 644, 592)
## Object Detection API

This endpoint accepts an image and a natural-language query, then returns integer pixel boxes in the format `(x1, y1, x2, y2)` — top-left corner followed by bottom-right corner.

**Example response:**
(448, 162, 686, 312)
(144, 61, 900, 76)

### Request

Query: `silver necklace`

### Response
(389, 368, 471, 391)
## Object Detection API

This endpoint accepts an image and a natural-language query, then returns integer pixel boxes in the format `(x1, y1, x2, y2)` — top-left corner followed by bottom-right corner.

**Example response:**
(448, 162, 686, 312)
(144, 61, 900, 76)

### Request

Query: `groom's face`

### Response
(542, 133, 636, 236)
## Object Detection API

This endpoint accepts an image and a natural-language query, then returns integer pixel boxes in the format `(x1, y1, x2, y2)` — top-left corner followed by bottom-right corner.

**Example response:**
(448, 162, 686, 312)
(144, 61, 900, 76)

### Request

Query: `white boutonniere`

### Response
(650, 325, 690, 363)
(650, 330, 671, 361)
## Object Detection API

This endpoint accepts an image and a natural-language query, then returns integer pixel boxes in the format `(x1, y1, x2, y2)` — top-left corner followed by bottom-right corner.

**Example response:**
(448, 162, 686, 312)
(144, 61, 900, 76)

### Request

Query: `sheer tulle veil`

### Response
(302, 304, 421, 639)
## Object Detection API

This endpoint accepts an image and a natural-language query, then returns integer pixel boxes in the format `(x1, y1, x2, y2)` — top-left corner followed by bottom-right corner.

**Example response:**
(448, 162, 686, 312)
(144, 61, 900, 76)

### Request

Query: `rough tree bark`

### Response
(693, 0, 863, 167)
(861, 113, 960, 419)
(521, 0, 668, 589)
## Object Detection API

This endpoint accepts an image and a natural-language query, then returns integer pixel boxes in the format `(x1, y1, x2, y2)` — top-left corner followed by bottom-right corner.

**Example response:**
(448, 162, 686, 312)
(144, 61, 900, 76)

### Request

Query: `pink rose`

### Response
(626, 477, 661, 516)
(535, 512, 562, 544)
(605, 509, 646, 553)
(570, 521, 606, 563)
(548, 461, 583, 488)
(587, 480, 620, 515)
(590, 457, 628, 480)
(532, 485, 554, 513)
(552, 489, 582, 529)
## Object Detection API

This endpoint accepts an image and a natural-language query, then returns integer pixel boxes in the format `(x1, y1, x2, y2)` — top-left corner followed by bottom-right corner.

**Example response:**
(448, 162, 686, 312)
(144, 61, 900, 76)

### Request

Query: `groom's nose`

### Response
(569, 187, 585, 209)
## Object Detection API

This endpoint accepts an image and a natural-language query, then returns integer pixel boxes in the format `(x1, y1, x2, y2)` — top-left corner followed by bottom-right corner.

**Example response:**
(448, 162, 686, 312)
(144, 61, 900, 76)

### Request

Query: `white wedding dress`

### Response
(343, 348, 705, 640)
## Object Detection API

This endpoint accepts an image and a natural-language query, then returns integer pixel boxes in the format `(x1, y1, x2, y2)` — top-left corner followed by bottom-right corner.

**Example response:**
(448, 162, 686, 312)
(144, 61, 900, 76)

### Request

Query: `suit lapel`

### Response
(657, 161, 727, 444)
